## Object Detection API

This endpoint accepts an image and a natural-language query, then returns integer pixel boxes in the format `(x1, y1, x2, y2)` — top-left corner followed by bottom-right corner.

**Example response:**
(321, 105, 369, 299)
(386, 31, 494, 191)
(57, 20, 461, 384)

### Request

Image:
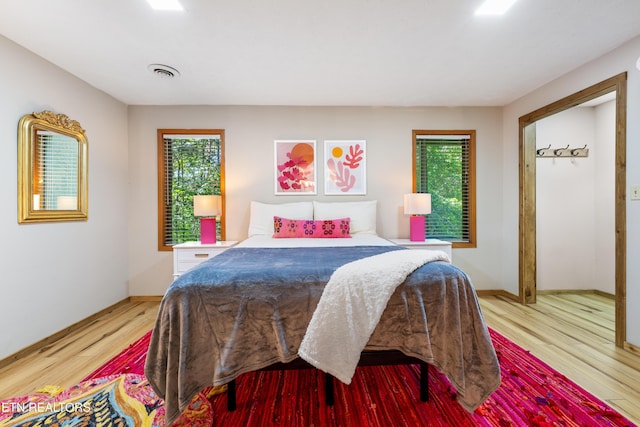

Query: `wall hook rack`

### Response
(536, 144, 589, 158)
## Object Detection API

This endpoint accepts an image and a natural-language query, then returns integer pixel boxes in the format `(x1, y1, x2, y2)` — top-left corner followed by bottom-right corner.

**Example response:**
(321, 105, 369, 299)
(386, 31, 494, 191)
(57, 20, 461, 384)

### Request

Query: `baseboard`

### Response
(537, 289, 615, 299)
(475, 289, 519, 301)
(476, 289, 614, 301)
(624, 341, 640, 355)
(129, 295, 163, 302)
(592, 289, 616, 299)
(0, 297, 131, 371)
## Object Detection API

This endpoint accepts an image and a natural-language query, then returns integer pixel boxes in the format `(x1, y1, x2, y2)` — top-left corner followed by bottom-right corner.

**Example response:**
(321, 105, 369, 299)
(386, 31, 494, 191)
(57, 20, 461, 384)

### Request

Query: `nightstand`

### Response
(389, 238, 453, 261)
(173, 241, 238, 278)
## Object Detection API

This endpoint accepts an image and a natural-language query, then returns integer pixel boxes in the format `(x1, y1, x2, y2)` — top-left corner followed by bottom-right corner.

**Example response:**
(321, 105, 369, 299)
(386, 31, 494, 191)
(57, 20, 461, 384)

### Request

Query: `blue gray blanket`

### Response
(145, 245, 500, 424)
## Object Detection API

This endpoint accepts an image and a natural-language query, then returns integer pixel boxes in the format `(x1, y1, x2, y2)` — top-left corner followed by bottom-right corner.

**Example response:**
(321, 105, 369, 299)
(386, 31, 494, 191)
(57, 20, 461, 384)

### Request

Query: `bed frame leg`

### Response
(227, 379, 237, 411)
(325, 372, 334, 406)
(419, 362, 429, 401)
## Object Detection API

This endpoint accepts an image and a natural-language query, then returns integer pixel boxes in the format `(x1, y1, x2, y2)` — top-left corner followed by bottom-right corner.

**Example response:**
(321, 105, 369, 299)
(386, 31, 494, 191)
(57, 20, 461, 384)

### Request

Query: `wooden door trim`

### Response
(518, 72, 627, 347)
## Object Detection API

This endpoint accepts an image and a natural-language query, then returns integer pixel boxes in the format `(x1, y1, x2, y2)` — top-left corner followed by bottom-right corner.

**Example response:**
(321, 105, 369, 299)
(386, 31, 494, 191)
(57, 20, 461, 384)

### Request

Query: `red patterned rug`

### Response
(2, 329, 635, 426)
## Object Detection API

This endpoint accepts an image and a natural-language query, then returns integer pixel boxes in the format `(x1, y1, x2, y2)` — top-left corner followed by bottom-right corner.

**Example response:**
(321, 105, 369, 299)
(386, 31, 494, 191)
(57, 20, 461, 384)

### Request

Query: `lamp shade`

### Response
(404, 193, 431, 215)
(193, 195, 221, 217)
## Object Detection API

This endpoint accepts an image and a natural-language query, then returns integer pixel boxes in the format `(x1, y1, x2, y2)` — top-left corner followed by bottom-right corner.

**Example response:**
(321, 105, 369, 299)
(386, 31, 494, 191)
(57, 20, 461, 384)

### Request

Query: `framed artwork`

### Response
(324, 140, 366, 195)
(274, 140, 317, 195)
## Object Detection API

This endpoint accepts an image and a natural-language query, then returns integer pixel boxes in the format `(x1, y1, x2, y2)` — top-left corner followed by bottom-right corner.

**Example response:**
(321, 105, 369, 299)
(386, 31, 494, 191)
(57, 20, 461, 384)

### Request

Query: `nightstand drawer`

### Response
(388, 238, 453, 261)
(172, 241, 238, 279)
(176, 248, 222, 262)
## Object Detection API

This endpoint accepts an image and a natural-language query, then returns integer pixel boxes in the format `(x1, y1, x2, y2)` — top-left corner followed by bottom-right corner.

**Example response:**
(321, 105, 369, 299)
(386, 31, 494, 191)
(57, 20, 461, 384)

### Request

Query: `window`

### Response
(412, 130, 476, 248)
(158, 129, 225, 251)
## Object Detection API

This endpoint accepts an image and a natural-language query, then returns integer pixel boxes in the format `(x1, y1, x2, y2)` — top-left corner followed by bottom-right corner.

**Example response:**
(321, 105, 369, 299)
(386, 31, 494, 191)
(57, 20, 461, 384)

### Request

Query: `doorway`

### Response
(518, 73, 627, 347)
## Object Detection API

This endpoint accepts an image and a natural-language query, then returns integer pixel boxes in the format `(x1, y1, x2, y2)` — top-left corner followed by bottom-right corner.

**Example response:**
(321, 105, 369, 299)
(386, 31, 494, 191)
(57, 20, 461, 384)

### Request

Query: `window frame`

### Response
(412, 129, 476, 248)
(157, 129, 226, 252)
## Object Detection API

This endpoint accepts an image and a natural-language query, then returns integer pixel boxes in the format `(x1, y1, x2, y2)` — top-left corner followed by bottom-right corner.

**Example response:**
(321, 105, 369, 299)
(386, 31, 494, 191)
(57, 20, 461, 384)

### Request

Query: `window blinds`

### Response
(161, 135, 222, 246)
(415, 135, 471, 242)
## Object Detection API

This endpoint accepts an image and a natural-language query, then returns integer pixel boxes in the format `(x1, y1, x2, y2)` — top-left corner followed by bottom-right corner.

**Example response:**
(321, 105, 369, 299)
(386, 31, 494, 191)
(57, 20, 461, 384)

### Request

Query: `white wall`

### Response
(503, 35, 640, 346)
(594, 101, 616, 292)
(127, 106, 504, 295)
(535, 104, 615, 293)
(0, 36, 129, 359)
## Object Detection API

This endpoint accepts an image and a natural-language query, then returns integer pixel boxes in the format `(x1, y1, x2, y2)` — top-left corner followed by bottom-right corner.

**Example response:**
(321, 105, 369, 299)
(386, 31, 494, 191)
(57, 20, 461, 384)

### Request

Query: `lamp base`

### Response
(200, 217, 217, 244)
(409, 215, 425, 242)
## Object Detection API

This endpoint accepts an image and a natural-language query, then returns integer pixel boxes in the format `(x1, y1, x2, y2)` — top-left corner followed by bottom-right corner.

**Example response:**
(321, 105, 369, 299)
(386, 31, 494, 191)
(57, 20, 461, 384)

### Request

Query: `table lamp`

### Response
(194, 195, 221, 244)
(404, 193, 431, 242)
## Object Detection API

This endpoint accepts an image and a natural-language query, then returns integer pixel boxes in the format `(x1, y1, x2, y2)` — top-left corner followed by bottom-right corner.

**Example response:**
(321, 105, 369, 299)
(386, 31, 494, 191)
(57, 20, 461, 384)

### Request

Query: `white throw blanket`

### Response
(298, 249, 450, 384)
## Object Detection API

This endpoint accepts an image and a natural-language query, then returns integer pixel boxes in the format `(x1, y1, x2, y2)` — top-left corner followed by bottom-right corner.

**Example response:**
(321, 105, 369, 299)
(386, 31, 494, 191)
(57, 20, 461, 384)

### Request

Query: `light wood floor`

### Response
(0, 300, 160, 401)
(1, 294, 639, 424)
(480, 293, 640, 424)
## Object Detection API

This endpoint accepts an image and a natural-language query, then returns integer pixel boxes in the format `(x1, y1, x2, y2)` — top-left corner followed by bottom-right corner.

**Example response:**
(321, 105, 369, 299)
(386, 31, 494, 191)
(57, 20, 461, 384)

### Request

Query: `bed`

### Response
(145, 201, 501, 424)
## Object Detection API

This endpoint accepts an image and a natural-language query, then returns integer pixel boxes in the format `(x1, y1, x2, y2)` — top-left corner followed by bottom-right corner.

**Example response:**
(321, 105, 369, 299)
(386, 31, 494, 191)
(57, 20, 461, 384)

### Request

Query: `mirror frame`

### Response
(18, 110, 88, 223)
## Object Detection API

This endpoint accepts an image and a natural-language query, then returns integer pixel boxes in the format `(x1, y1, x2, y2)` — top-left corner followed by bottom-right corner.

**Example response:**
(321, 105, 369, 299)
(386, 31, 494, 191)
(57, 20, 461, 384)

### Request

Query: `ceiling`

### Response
(2, 0, 640, 107)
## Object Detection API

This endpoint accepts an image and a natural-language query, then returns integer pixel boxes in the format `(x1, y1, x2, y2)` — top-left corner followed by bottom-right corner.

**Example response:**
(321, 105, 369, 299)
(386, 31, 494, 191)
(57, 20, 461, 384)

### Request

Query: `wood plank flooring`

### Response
(480, 293, 640, 424)
(0, 300, 159, 401)
(0, 294, 639, 424)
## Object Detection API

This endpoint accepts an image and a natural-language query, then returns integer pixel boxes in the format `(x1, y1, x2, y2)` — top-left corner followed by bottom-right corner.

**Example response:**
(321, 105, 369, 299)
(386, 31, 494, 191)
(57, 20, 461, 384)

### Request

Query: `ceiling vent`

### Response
(148, 64, 181, 79)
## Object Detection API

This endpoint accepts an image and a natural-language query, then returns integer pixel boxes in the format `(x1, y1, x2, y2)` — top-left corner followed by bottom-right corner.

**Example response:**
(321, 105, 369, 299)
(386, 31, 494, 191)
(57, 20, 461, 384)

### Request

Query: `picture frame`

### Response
(274, 140, 317, 195)
(324, 140, 366, 195)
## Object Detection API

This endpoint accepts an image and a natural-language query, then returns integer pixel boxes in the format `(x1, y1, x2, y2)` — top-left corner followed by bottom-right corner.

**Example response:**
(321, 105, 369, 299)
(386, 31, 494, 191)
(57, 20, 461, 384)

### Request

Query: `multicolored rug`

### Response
(1, 329, 635, 426)
(0, 374, 214, 426)
(0, 332, 220, 427)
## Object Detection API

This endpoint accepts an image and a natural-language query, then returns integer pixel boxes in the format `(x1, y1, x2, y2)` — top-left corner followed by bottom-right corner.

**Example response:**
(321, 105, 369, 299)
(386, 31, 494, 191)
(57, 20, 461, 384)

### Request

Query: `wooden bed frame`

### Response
(226, 350, 429, 410)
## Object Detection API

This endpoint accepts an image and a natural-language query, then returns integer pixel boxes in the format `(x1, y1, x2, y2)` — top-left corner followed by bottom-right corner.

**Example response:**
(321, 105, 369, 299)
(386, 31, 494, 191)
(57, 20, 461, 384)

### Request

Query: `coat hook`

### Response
(536, 145, 551, 156)
(571, 145, 589, 156)
(554, 145, 569, 156)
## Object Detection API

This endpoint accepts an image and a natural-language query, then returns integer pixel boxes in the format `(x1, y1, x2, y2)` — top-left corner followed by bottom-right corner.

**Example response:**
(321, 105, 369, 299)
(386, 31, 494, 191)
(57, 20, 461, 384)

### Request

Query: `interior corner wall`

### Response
(535, 105, 615, 293)
(593, 100, 616, 294)
(0, 35, 129, 360)
(127, 105, 504, 296)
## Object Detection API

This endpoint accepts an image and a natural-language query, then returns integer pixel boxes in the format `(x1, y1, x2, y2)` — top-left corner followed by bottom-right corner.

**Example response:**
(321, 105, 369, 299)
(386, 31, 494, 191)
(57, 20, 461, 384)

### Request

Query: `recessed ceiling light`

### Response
(146, 0, 183, 11)
(475, 0, 518, 15)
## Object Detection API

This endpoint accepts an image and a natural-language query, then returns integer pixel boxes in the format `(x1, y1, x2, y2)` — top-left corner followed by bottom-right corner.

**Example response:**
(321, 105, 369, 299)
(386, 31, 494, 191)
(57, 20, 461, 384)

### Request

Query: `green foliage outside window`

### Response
(164, 137, 221, 245)
(415, 137, 470, 242)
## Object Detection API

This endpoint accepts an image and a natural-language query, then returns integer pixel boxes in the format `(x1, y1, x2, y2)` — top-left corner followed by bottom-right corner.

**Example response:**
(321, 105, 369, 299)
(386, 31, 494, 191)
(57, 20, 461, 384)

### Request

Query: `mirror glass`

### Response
(18, 110, 88, 223)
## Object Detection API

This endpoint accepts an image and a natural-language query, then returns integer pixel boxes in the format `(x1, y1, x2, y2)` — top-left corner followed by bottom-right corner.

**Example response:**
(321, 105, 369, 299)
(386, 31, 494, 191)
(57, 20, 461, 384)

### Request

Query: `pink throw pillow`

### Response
(273, 216, 351, 238)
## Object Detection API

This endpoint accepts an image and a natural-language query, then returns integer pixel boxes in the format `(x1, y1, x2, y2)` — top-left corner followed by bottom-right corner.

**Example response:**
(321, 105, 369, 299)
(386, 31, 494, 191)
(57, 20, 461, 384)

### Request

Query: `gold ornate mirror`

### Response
(18, 110, 88, 223)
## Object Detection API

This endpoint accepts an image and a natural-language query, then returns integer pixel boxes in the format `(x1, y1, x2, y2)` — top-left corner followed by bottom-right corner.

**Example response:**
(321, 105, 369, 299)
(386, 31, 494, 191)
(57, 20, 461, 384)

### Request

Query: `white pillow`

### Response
(248, 201, 314, 236)
(313, 200, 377, 235)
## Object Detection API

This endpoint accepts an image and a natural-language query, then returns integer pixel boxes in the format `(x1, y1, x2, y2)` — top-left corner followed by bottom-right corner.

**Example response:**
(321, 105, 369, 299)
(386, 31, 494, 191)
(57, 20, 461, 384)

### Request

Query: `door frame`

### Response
(518, 72, 627, 347)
